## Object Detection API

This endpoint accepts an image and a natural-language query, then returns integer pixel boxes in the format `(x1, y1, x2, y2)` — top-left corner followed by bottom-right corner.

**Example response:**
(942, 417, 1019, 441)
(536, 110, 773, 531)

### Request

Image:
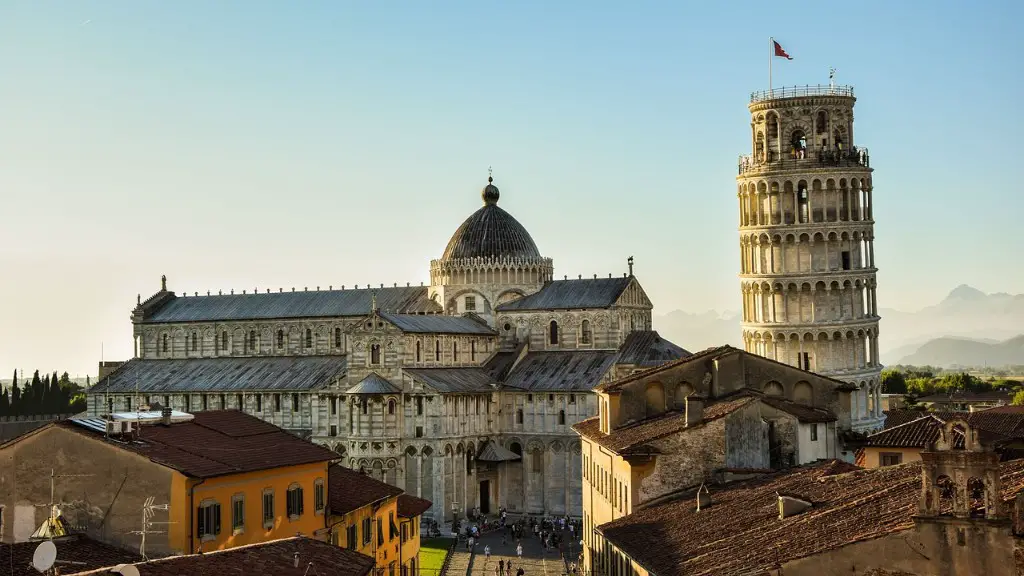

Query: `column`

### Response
(434, 454, 446, 526)
(417, 455, 423, 498)
(869, 238, 875, 268)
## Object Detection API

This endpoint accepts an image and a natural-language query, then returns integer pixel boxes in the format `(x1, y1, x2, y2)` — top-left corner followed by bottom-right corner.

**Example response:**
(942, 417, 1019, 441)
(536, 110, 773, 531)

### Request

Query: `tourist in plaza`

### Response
(517, 542, 523, 559)
(484, 544, 490, 560)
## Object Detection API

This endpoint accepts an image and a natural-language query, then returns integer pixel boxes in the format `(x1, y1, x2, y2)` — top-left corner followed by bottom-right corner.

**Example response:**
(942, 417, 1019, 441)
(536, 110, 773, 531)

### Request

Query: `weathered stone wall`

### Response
(725, 403, 771, 469)
(639, 418, 727, 504)
(0, 426, 175, 553)
(781, 520, 1016, 576)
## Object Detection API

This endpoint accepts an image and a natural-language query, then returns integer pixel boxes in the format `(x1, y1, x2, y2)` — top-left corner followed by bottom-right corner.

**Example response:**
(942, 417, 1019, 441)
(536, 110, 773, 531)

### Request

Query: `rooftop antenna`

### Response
(38, 468, 94, 515)
(127, 497, 173, 560)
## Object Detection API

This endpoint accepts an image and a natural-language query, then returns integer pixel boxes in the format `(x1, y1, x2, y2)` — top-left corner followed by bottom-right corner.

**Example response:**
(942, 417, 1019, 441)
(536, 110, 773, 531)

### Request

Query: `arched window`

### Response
(549, 321, 559, 345)
(276, 330, 284, 349)
(516, 409, 524, 424)
(453, 341, 458, 362)
(816, 110, 828, 134)
(764, 381, 784, 397)
(370, 344, 381, 365)
(361, 399, 368, 415)
(936, 475, 954, 515)
(334, 328, 342, 348)
(435, 340, 441, 362)
(798, 184, 809, 223)
(249, 330, 256, 352)
(387, 399, 396, 415)
(580, 320, 592, 344)
(558, 410, 566, 425)
(304, 329, 312, 349)
(221, 331, 228, 351)
(416, 341, 422, 362)
(968, 477, 986, 518)
(644, 383, 665, 417)
(162, 334, 169, 353)
(510, 442, 522, 457)
(793, 381, 813, 404)
(191, 331, 198, 352)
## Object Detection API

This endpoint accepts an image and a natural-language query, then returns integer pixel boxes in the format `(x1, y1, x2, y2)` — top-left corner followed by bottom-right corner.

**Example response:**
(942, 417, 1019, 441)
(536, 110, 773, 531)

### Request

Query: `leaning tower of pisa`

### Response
(737, 84, 884, 433)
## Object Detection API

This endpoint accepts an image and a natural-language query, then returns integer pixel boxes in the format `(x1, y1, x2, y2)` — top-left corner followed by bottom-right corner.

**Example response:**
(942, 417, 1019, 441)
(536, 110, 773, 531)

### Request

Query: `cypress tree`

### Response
(49, 371, 60, 412)
(0, 387, 9, 416)
(10, 380, 20, 415)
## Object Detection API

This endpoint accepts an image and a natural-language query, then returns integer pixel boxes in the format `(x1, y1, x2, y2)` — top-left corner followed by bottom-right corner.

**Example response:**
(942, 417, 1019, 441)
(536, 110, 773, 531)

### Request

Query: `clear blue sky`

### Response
(1, 0, 1020, 377)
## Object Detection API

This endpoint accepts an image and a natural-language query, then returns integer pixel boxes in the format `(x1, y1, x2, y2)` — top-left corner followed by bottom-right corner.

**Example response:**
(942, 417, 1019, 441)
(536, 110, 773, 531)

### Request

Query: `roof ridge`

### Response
(868, 414, 942, 437)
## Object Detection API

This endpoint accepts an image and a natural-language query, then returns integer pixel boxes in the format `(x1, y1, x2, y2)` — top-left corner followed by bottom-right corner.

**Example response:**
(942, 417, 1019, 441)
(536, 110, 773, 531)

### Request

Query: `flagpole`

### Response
(768, 37, 773, 94)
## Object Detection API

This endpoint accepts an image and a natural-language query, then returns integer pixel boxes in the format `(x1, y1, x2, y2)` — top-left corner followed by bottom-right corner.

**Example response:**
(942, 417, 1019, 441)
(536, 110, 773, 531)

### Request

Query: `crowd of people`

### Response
(460, 508, 585, 575)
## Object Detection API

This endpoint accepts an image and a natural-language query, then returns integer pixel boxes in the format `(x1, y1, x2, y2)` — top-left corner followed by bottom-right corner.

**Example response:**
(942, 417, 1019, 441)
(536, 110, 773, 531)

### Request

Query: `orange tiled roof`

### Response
(69, 536, 374, 576)
(328, 464, 403, 516)
(572, 392, 757, 455)
(598, 459, 1024, 576)
(58, 411, 337, 478)
(397, 494, 433, 518)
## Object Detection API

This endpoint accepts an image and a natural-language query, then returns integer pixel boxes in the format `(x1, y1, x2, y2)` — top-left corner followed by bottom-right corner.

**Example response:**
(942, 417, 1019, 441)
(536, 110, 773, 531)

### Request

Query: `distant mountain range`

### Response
(897, 335, 1024, 368)
(653, 284, 1024, 368)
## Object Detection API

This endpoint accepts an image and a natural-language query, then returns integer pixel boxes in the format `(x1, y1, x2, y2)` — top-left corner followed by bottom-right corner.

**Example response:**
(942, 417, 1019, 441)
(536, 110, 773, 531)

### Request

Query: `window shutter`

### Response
(298, 488, 304, 515)
(214, 504, 221, 535)
(197, 507, 205, 537)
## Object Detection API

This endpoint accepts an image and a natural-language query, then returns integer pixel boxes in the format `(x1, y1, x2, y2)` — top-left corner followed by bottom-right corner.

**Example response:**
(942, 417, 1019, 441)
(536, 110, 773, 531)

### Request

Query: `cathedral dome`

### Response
(441, 176, 542, 261)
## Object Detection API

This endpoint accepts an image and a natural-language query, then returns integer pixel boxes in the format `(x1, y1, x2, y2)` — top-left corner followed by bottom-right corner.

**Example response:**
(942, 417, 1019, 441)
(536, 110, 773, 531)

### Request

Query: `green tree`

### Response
(1013, 390, 1024, 406)
(881, 369, 907, 394)
(0, 387, 9, 415)
(48, 371, 60, 412)
(10, 379, 20, 415)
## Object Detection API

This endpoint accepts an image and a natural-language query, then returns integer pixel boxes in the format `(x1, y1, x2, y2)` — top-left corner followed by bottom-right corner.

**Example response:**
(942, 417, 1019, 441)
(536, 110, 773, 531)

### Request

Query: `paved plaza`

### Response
(444, 523, 581, 576)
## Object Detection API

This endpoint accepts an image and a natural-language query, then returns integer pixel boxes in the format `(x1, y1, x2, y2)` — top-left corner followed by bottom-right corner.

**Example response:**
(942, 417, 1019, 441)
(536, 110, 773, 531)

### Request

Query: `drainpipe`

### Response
(188, 479, 206, 554)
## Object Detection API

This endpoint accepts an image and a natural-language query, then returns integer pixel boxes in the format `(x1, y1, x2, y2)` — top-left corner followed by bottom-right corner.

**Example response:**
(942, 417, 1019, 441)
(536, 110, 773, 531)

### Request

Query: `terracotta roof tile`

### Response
(759, 395, 837, 423)
(869, 411, 1024, 449)
(328, 464, 403, 516)
(598, 459, 1024, 576)
(58, 411, 337, 478)
(1, 536, 141, 576)
(397, 494, 433, 518)
(883, 409, 961, 428)
(595, 345, 857, 393)
(572, 392, 757, 454)
(68, 536, 374, 576)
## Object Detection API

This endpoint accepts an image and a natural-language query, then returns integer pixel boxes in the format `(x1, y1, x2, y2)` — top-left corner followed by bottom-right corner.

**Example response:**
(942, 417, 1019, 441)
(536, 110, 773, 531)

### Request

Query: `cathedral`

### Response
(87, 175, 689, 525)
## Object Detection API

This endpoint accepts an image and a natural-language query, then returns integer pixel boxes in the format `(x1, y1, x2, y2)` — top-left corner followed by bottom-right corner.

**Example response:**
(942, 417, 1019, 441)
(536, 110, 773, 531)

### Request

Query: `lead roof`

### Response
(347, 372, 402, 394)
(141, 286, 440, 324)
(379, 312, 497, 335)
(441, 198, 542, 260)
(616, 330, 691, 366)
(88, 356, 347, 394)
(502, 350, 619, 391)
(495, 276, 633, 311)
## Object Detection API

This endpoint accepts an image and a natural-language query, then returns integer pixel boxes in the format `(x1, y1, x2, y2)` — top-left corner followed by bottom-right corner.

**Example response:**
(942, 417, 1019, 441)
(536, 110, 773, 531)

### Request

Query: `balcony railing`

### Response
(750, 84, 854, 103)
(738, 147, 869, 175)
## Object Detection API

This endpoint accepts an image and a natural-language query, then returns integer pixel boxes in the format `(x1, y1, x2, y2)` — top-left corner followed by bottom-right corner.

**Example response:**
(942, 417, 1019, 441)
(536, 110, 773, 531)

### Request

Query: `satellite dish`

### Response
(111, 565, 141, 576)
(32, 540, 57, 573)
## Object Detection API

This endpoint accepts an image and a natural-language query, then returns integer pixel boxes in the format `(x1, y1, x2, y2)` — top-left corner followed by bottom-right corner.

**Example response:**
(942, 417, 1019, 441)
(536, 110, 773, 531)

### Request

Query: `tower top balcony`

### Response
(750, 85, 855, 104)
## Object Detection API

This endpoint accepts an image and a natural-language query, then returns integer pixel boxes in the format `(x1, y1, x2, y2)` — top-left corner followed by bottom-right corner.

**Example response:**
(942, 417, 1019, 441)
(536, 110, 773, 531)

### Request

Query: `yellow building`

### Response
(397, 493, 432, 574)
(327, 464, 430, 575)
(0, 409, 337, 556)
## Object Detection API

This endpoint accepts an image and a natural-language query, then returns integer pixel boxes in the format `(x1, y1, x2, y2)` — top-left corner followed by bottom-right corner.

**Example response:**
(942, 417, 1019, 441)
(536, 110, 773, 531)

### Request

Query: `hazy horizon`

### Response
(2, 1, 1021, 376)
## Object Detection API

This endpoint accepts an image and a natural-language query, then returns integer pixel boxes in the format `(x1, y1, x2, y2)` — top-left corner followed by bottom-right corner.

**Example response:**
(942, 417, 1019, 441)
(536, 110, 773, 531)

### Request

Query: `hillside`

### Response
(898, 335, 1024, 368)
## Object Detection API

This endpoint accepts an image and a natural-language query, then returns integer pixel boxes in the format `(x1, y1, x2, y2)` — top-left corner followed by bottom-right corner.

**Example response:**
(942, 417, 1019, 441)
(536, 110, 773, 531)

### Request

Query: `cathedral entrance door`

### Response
(479, 480, 491, 515)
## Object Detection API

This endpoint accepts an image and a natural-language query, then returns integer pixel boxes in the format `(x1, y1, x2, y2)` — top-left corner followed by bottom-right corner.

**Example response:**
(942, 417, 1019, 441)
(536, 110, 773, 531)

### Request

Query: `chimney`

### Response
(685, 394, 705, 427)
(778, 494, 812, 519)
(161, 407, 173, 426)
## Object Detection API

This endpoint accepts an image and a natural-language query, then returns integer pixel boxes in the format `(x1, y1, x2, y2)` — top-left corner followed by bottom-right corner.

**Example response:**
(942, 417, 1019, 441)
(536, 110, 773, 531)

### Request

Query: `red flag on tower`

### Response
(773, 40, 793, 60)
